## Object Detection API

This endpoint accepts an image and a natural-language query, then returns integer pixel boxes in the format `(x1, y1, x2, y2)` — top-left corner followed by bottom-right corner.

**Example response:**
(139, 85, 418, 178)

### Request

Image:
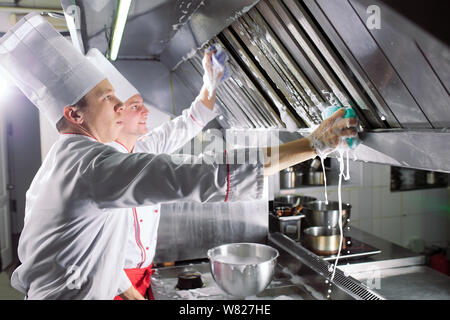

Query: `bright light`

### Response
(109, 0, 132, 61)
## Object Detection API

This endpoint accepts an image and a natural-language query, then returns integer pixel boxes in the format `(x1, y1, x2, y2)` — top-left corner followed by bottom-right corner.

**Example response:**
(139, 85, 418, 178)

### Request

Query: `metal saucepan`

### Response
(303, 226, 348, 255)
(303, 200, 351, 229)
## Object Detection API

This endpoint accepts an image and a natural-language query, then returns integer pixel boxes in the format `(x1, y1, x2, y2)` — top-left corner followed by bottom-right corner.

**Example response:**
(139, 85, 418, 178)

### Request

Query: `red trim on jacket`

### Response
(114, 139, 131, 153)
(189, 113, 203, 127)
(115, 140, 145, 268)
(132, 208, 147, 268)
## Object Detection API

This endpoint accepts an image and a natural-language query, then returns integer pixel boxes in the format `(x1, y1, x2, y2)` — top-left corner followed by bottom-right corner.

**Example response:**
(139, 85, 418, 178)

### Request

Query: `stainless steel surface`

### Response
(151, 261, 318, 300)
(151, 233, 384, 300)
(340, 228, 450, 300)
(279, 0, 384, 128)
(349, 265, 450, 300)
(303, 226, 342, 255)
(160, 0, 260, 70)
(269, 232, 385, 300)
(269, 212, 304, 242)
(279, 167, 306, 189)
(154, 200, 268, 263)
(270, 230, 450, 300)
(352, 129, 450, 173)
(173, 35, 286, 129)
(73, 0, 450, 173)
(337, 227, 425, 274)
(348, 0, 450, 128)
(307, 0, 432, 128)
(257, 0, 376, 129)
(279, 167, 296, 189)
(319, 239, 382, 262)
(78, 0, 260, 63)
(303, 200, 352, 229)
(219, 28, 302, 129)
(230, 10, 320, 127)
(207, 243, 279, 297)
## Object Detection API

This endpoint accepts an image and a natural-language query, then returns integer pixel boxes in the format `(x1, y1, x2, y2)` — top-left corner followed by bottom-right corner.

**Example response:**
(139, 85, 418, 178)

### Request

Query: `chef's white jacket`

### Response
(11, 101, 264, 300)
(108, 97, 219, 269)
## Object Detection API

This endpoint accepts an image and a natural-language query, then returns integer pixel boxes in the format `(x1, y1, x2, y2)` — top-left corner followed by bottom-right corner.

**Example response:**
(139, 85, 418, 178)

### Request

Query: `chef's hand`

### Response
(200, 49, 224, 110)
(307, 108, 358, 157)
(119, 285, 146, 300)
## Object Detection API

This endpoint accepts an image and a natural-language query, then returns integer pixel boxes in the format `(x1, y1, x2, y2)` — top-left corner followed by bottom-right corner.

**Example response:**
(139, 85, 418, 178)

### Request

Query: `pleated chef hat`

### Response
(0, 13, 105, 125)
(86, 48, 139, 102)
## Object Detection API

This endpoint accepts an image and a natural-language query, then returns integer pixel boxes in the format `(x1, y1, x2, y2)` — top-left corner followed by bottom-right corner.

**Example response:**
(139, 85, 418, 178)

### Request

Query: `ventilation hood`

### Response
(70, 0, 449, 173)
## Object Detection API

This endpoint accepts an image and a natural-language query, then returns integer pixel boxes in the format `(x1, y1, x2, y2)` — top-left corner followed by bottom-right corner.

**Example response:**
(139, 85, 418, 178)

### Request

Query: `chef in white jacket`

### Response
(0, 13, 358, 300)
(0, 13, 263, 300)
(86, 48, 221, 299)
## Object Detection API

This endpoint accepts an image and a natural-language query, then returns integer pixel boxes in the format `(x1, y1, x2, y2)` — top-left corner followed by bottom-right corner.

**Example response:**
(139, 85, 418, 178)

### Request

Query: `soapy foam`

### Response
(330, 150, 345, 282)
(320, 156, 328, 204)
(345, 150, 350, 181)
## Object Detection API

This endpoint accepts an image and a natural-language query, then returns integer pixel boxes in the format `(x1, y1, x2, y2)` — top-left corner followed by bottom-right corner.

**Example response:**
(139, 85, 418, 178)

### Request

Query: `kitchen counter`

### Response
(151, 262, 320, 300)
(336, 227, 450, 300)
(337, 227, 425, 273)
(151, 227, 449, 300)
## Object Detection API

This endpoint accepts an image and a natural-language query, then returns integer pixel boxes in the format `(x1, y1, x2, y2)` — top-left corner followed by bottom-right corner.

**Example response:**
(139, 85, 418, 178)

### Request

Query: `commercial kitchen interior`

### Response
(0, 0, 449, 300)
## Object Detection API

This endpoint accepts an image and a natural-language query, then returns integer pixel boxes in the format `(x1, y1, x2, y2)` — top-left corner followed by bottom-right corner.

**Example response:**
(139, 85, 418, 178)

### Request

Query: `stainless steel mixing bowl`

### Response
(303, 200, 352, 228)
(207, 243, 279, 297)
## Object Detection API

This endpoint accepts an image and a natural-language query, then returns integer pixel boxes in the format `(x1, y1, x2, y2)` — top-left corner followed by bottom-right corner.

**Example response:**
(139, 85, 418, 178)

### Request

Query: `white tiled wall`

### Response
(281, 162, 450, 252)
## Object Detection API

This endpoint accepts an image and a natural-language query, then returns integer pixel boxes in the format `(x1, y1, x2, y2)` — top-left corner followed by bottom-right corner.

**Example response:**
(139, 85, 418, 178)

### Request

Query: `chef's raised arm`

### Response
(136, 96, 218, 155)
(79, 141, 264, 209)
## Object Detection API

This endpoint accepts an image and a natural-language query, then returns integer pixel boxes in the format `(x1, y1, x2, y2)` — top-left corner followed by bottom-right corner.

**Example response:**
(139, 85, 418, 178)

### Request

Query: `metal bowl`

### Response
(303, 200, 352, 228)
(207, 243, 279, 297)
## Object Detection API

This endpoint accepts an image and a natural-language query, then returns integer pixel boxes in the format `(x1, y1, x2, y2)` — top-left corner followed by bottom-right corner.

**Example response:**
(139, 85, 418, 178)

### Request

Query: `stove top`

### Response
(298, 236, 381, 261)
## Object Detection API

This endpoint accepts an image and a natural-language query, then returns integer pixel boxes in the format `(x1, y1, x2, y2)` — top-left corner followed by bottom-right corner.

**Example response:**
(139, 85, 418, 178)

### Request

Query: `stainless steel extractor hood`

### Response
(70, 0, 450, 172)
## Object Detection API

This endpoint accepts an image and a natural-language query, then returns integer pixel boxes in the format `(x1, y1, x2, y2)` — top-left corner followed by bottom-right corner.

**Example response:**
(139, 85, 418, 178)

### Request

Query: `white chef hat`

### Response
(86, 48, 139, 102)
(0, 13, 105, 125)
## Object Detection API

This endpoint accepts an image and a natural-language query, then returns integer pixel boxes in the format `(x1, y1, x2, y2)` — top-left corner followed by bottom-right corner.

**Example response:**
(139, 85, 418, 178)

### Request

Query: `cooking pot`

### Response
(303, 227, 349, 255)
(280, 167, 304, 189)
(306, 171, 325, 185)
(303, 200, 351, 229)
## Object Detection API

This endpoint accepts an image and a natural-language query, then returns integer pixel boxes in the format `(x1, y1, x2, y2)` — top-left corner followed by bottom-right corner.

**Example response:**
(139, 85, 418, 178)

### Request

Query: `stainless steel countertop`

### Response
(337, 227, 450, 300)
(337, 227, 425, 273)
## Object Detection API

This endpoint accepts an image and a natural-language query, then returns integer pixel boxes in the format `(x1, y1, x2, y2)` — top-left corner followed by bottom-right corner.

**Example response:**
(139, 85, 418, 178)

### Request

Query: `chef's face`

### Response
(81, 79, 124, 142)
(118, 94, 149, 138)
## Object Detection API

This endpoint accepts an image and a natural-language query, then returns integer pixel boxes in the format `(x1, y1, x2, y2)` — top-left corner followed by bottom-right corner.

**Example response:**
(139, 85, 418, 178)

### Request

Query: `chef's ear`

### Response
(63, 105, 84, 125)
